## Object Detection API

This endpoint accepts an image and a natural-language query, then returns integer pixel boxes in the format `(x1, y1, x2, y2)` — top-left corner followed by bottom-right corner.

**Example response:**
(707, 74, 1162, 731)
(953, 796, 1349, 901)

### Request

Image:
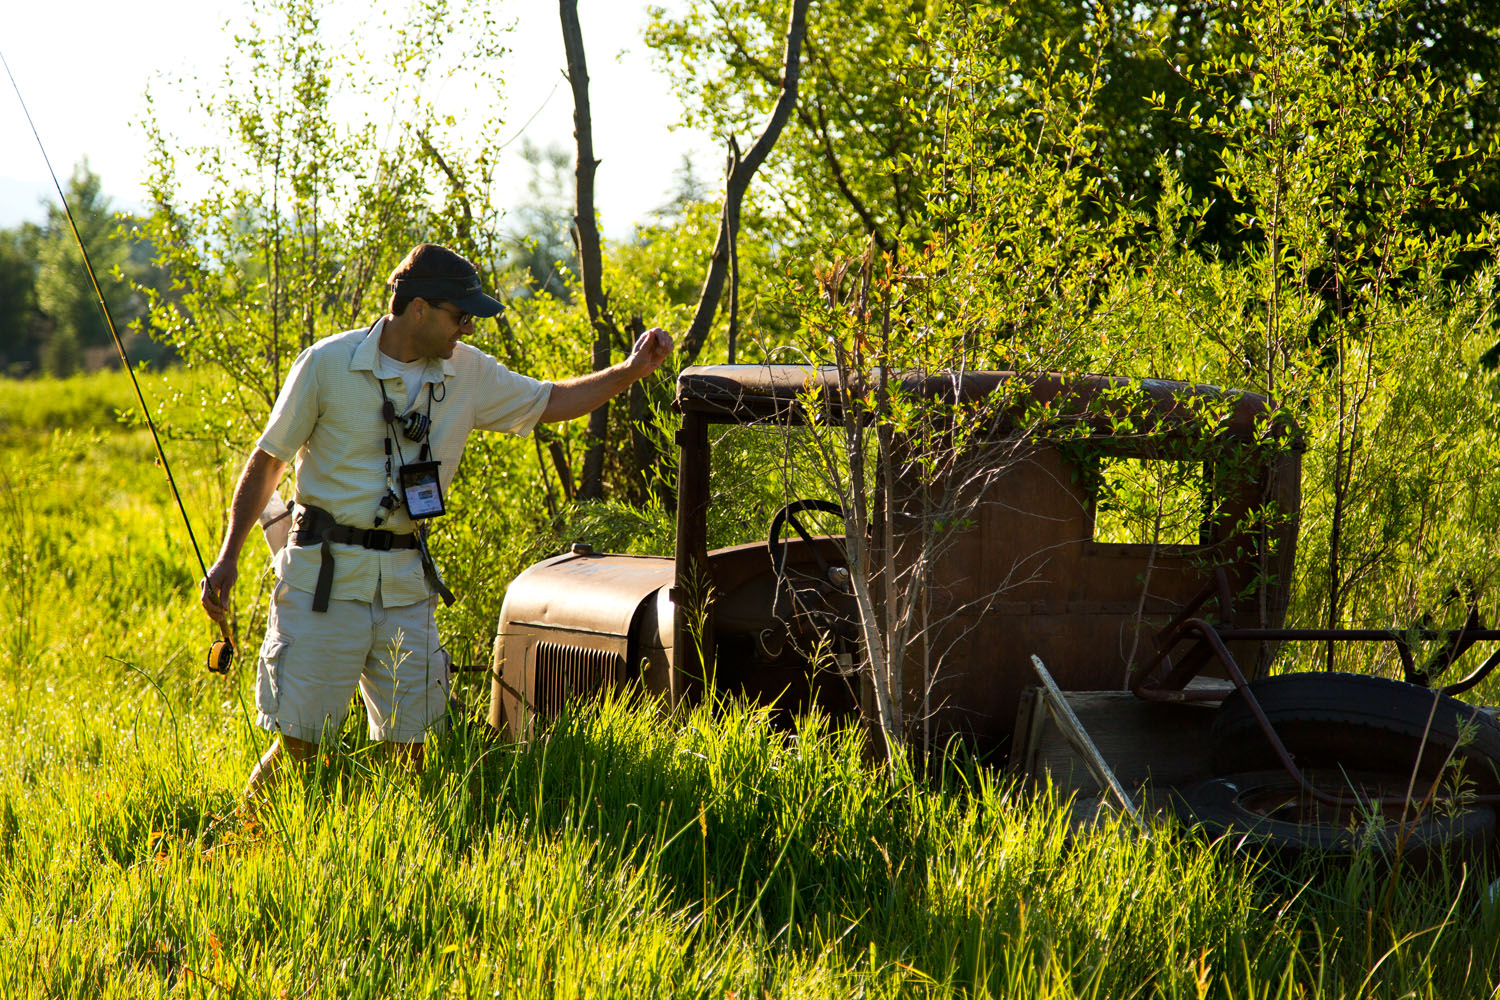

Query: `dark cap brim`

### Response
(449, 289, 504, 318)
(392, 275, 503, 318)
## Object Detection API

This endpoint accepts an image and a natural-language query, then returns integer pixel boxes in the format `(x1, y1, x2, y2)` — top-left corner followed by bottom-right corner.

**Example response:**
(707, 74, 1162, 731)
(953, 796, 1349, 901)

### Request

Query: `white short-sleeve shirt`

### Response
(257, 319, 552, 607)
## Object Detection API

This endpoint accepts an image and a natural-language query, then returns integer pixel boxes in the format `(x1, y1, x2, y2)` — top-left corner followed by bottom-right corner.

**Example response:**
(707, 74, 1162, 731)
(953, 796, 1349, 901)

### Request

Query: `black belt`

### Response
(317, 524, 420, 552)
(291, 504, 439, 612)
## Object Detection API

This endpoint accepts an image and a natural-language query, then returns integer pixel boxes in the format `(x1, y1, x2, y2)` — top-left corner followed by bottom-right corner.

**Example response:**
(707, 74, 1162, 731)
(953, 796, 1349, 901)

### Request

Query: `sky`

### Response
(0, 0, 718, 237)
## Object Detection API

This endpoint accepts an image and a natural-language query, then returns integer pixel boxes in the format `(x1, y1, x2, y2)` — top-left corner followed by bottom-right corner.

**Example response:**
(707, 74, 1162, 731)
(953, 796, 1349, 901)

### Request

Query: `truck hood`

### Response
(500, 550, 674, 639)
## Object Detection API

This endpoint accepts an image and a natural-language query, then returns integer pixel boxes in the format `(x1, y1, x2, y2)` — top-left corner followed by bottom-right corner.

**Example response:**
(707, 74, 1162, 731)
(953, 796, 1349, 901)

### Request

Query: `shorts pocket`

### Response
(257, 631, 291, 715)
(429, 635, 453, 695)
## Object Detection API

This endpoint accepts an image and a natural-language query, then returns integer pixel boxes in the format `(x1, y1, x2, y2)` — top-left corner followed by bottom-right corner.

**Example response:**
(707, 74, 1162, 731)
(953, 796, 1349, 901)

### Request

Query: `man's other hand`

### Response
(200, 559, 238, 623)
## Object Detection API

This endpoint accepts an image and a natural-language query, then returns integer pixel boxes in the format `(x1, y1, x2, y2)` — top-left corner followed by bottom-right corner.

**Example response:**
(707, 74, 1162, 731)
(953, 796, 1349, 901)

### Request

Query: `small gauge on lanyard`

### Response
(398, 460, 445, 519)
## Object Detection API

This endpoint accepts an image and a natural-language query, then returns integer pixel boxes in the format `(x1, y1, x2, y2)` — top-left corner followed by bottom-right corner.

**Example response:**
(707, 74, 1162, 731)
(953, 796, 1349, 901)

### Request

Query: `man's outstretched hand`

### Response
(539, 327, 677, 424)
(627, 327, 674, 377)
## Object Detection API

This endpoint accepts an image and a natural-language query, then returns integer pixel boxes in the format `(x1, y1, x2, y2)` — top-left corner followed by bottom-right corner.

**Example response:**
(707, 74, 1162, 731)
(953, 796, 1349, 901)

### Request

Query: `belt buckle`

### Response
(368, 529, 395, 552)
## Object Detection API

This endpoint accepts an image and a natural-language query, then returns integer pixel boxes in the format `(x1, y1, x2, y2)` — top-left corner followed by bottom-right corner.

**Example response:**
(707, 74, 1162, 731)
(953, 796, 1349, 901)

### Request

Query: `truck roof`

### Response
(676, 364, 1301, 447)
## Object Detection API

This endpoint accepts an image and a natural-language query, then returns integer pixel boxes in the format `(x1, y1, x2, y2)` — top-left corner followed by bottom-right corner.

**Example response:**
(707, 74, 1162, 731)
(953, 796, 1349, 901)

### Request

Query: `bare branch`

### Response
(704, 12, 890, 248)
(417, 131, 475, 246)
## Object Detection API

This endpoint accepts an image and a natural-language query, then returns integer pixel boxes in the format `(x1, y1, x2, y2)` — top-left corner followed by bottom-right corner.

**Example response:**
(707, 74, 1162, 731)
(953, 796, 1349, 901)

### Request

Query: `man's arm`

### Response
(540, 327, 674, 423)
(200, 447, 288, 621)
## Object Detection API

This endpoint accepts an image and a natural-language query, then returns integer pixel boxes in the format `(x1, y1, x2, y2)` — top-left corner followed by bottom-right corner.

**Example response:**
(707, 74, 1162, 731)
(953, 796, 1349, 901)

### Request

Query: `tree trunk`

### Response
(559, 0, 619, 501)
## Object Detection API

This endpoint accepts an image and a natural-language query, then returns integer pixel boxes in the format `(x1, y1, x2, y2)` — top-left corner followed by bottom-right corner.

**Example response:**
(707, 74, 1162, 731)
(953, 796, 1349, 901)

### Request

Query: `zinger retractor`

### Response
(401, 408, 431, 443)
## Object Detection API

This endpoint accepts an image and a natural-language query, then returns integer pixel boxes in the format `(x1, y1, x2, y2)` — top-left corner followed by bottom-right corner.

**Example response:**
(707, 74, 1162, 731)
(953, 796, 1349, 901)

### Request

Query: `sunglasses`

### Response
(426, 300, 472, 326)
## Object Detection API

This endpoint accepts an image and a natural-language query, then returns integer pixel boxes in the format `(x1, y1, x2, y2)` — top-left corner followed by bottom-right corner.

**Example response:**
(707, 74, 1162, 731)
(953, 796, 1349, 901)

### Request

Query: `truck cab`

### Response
(489, 364, 1301, 757)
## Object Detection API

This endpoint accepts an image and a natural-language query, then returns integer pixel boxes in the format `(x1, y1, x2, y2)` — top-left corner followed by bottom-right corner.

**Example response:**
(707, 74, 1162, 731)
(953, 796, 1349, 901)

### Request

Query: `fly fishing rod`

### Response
(3, 52, 235, 674)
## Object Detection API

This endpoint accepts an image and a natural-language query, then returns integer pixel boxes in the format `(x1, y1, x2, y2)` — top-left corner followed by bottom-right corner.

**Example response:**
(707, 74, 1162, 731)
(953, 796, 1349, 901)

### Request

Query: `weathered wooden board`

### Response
(1010, 685, 1229, 798)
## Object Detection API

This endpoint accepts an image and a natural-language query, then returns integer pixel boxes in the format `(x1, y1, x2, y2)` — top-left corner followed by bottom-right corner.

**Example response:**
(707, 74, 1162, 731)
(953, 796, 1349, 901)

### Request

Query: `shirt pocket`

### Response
(257, 631, 292, 715)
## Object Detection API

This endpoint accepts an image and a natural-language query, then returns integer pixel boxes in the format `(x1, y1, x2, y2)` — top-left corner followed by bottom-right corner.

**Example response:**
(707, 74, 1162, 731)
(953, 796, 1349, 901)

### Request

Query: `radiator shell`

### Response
(489, 550, 673, 736)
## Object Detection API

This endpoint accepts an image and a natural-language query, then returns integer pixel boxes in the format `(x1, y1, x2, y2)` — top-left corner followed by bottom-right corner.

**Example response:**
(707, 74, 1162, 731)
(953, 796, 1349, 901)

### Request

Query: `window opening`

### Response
(1091, 456, 1206, 548)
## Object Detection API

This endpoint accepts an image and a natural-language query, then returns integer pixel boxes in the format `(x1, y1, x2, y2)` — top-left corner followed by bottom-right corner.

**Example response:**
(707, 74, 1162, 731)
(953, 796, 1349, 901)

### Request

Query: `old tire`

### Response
(1210, 672, 1500, 793)
(1171, 768, 1496, 862)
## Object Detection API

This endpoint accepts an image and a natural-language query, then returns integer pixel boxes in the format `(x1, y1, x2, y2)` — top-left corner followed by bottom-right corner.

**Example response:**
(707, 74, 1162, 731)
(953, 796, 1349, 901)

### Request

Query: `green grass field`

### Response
(1, 370, 1497, 998)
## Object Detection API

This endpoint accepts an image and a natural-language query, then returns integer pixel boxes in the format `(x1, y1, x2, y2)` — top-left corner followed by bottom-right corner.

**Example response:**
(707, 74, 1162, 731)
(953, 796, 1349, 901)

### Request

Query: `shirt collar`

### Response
(349, 318, 455, 381)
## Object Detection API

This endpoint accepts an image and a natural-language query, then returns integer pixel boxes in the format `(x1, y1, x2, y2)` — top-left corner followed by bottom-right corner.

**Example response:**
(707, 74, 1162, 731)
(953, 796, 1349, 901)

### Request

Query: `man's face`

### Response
(416, 298, 473, 359)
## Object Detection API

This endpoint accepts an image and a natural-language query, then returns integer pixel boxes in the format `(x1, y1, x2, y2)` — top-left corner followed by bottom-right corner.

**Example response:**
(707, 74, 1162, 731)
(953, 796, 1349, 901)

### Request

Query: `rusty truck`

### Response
(488, 364, 1500, 856)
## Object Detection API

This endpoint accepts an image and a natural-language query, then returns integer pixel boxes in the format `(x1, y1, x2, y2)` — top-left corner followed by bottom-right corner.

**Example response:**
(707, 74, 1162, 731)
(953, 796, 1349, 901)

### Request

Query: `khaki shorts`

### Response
(255, 579, 451, 744)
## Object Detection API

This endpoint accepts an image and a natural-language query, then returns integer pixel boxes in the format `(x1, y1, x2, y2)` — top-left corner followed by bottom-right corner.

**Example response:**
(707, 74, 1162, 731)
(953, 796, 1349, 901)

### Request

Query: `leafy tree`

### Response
(650, 0, 1500, 271)
(502, 140, 577, 303)
(647, 0, 932, 253)
(32, 163, 152, 377)
(140, 0, 513, 445)
(0, 228, 40, 373)
(1358, 1, 1500, 261)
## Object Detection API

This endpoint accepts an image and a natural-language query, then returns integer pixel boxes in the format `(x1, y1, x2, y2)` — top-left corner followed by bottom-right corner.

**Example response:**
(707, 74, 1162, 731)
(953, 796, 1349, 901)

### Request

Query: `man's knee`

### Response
(279, 734, 317, 761)
(385, 739, 426, 770)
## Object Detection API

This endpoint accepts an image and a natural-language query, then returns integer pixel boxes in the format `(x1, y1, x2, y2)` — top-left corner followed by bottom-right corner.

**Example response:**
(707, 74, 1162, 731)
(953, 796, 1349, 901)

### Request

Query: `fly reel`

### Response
(206, 638, 233, 674)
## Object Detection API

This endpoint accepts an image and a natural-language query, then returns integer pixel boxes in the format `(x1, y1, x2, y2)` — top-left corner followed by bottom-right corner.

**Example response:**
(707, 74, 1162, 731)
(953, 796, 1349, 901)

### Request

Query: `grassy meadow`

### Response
(1, 370, 1499, 997)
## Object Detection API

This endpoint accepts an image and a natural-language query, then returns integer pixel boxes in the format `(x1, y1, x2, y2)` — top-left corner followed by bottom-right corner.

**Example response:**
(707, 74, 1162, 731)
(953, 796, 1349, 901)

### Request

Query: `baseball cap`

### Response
(388, 243, 503, 318)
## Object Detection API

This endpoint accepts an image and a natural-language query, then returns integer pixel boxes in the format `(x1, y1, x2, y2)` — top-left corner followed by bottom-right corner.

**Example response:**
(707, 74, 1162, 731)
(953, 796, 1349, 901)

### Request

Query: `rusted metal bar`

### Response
(1213, 566, 1236, 628)
(1413, 587, 1485, 685)
(1141, 624, 1500, 695)
(1151, 642, 1218, 700)
(1440, 648, 1500, 696)
(672, 411, 711, 704)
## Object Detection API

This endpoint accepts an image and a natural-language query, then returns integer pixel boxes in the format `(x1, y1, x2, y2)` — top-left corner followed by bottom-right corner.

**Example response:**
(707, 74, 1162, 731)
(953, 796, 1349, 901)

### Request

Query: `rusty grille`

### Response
(532, 641, 625, 717)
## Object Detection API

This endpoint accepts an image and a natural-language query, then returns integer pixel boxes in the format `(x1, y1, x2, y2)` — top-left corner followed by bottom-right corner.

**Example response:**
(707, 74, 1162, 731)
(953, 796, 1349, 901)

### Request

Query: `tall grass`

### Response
(0, 371, 1497, 997)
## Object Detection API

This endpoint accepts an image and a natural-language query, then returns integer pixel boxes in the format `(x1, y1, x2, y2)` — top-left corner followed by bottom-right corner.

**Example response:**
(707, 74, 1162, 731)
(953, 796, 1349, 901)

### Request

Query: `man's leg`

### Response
(361, 589, 450, 760)
(243, 733, 316, 804)
(248, 582, 372, 806)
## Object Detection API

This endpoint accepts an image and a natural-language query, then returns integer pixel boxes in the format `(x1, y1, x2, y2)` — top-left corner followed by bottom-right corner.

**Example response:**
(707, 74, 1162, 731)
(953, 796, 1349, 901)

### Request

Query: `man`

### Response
(200, 243, 673, 801)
